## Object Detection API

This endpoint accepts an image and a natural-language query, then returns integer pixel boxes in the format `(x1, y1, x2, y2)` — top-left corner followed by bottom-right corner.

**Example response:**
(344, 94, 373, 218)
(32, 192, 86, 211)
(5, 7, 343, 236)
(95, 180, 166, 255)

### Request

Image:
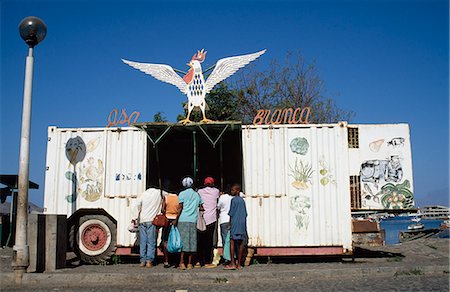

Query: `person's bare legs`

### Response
(188, 253, 193, 267)
(163, 241, 169, 263)
(229, 238, 236, 268)
(179, 251, 186, 269)
(237, 240, 245, 269)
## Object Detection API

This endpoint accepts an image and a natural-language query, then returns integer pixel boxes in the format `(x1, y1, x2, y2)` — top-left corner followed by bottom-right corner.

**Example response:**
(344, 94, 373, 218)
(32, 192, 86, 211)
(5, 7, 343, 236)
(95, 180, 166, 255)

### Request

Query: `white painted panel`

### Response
(242, 124, 352, 250)
(348, 124, 414, 210)
(104, 129, 147, 198)
(44, 127, 107, 216)
(44, 127, 146, 246)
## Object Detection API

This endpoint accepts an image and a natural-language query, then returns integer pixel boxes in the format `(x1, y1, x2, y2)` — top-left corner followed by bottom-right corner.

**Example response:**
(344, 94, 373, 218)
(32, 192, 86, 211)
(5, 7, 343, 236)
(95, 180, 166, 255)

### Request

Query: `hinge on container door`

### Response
(48, 137, 51, 141)
(46, 166, 49, 171)
(259, 198, 262, 206)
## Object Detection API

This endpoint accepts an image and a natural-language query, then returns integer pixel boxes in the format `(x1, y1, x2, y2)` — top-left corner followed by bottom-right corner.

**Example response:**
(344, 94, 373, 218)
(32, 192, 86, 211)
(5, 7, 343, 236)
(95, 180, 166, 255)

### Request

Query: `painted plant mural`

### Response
(319, 157, 336, 186)
(378, 180, 414, 209)
(64, 136, 86, 203)
(64, 136, 103, 203)
(78, 157, 104, 202)
(289, 158, 313, 190)
(289, 137, 312, 230)
(290, 195, 311, 230)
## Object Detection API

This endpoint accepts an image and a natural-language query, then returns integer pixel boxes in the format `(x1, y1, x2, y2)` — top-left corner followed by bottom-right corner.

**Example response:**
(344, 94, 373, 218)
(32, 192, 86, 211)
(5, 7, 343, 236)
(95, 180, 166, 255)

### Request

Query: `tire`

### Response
(70, 214, 116, 264)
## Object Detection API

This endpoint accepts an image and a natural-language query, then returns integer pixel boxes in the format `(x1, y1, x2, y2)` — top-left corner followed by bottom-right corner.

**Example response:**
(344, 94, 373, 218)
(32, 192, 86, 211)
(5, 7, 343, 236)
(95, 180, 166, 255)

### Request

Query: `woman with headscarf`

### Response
(174, 176, 204, 270)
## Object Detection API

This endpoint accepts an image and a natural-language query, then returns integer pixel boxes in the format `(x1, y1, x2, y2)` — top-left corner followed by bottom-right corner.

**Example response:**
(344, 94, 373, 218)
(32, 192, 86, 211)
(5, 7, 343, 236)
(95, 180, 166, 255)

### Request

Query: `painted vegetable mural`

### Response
(288, 137, 313, 231)
(290, 137, 309, 155)
(319, 157, 336, 186)
(290, 195, 311, 230)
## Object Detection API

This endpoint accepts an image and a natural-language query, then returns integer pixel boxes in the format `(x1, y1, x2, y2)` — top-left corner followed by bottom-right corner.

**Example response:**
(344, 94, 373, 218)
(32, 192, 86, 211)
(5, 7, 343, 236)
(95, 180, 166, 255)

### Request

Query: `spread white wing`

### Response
(204, 49, 266, 94)
(122, 59, 188, 95)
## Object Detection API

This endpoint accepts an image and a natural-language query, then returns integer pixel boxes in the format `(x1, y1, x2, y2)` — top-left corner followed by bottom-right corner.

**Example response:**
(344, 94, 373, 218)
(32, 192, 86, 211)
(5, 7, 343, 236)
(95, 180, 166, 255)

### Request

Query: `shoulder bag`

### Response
(197, 210, 206, 231)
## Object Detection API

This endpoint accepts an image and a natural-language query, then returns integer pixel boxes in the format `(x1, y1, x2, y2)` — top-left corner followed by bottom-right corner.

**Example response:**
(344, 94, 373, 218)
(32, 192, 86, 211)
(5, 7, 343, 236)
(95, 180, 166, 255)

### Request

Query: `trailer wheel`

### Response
(70, 215, 116, 264)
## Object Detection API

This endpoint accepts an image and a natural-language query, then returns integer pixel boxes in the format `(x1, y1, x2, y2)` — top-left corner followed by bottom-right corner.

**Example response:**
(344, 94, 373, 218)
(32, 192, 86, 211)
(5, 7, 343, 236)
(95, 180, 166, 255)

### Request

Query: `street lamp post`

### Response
(13, 16, 46, 283)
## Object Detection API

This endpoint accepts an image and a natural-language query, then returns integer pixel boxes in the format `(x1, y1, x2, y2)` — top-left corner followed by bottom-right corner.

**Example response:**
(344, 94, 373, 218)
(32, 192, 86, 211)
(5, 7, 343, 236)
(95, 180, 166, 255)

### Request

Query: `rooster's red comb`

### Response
(191, 49, 207, 63)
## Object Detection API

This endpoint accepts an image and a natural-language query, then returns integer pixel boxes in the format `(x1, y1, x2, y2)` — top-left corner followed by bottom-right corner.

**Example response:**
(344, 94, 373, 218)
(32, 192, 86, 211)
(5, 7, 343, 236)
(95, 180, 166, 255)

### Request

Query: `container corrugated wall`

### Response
(242, 124, 352, 250)
(44, 126, 147, 246)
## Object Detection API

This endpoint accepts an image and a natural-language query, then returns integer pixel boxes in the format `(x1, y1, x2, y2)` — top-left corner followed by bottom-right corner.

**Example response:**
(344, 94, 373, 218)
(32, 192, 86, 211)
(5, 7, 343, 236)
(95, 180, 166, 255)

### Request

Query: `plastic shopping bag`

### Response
(167, 226, 182, 253)
(223, 230, 231, 261)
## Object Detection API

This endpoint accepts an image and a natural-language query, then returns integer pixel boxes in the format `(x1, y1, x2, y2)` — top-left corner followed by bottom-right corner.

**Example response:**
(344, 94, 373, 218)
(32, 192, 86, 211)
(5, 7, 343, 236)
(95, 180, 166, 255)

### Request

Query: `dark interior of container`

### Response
(145, 123, 242, 193)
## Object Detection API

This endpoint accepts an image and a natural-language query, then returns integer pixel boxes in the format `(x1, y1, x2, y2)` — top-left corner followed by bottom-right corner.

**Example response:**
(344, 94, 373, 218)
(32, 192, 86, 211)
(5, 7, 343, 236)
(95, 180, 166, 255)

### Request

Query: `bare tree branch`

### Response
(230, 51, 354, 124)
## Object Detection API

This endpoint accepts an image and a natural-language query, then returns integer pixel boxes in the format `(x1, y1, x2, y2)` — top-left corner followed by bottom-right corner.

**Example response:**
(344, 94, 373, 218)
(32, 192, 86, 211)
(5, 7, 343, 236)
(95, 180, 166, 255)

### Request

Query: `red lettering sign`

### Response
(107, 109, 140, 127)
(253, 107, 310, 125)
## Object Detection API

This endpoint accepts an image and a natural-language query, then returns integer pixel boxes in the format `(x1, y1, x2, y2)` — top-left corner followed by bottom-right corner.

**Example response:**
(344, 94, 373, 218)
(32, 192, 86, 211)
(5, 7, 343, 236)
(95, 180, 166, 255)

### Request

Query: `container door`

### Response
(44, 127, 147, 247)
(103, 128, 147, 247)
(242, 125, 352, 250)
(44, 128, 108, 216)
(104, 129, 147, 198)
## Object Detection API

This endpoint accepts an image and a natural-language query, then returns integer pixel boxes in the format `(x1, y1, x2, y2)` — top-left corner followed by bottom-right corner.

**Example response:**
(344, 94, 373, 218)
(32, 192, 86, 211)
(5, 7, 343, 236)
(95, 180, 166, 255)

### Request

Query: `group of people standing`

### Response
(132, 176, 247, 270)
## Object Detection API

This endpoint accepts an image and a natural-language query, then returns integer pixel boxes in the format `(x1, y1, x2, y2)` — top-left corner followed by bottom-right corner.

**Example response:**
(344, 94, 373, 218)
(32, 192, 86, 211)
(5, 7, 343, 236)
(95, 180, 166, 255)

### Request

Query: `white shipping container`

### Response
(242, 124, 352, 253)
(43, 122, 414, 262)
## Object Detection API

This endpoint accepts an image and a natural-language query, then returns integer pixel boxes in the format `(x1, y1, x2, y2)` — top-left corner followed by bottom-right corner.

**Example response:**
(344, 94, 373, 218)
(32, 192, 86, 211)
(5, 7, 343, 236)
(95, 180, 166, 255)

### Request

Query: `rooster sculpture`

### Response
(122, 49, 266, 124)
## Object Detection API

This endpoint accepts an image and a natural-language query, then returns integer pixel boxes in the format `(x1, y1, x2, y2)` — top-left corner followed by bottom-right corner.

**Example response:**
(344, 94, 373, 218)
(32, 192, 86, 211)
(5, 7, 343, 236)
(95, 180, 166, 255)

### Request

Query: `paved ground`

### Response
(1, 238, 449, 291)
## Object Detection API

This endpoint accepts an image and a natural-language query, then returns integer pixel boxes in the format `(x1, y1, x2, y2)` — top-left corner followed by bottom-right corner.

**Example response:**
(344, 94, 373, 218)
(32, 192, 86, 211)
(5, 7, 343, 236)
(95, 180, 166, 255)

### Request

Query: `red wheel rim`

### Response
(81, 223, 108, 251)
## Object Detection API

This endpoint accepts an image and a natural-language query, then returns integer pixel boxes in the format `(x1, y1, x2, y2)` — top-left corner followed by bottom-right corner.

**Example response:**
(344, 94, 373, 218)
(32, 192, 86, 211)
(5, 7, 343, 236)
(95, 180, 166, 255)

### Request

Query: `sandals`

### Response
(179, 264, 186, 270)
(187, 264, 194, 269)
(223, 265, 237, 270)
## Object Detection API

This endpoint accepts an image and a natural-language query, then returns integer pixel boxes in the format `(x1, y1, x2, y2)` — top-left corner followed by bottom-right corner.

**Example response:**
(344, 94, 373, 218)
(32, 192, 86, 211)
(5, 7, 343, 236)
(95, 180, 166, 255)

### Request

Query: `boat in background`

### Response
(399, 215, 448, 242)
(440, 220, 450, 229)
(407, 222, 424, 230)
(408, 214, 424, 230)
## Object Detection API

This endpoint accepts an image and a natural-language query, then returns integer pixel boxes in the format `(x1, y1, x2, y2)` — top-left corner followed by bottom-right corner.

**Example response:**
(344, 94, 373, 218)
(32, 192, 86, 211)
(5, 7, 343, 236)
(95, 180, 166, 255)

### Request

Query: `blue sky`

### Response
(1, 0, 448, 207)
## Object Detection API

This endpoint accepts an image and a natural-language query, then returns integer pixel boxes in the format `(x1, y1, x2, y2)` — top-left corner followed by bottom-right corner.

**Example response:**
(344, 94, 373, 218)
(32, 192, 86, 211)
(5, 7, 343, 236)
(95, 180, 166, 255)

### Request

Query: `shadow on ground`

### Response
(65, 245, 405, 268)
(353, 246, 404, 259)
